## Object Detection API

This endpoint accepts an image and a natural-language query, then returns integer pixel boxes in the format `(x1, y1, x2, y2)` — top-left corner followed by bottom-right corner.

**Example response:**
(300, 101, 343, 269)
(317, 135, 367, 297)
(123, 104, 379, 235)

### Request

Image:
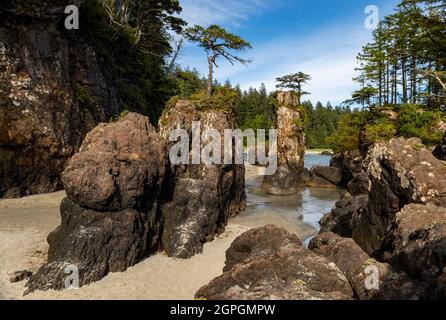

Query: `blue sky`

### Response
(177, 0, 400, 106)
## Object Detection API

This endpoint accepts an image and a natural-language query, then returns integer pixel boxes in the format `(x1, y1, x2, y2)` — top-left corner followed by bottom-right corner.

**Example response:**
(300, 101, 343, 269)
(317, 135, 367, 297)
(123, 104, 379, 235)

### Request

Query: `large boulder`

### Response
(262, 92, 306, 195)
(62, 113, 167, 211)
(158, 99, 246, 258)
(307, 166, 342, 188)
(26, 114, 166, 292)
(195, 225, 354, 300)
(0, 2, 121, 198)
(309, 232, 425, 300)
(381, 203, 446, 298)
(353, 137, 446, 255)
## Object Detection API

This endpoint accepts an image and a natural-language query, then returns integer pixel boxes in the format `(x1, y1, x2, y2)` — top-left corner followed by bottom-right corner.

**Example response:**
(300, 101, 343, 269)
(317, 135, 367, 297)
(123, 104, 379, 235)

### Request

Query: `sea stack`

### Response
(261, 91, 306, 195)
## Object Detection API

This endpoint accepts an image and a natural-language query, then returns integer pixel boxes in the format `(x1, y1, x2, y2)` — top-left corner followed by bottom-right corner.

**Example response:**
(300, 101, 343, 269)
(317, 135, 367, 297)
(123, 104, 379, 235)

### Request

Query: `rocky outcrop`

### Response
(307, 166, 343, 188)
(158, 99, 246, 258)
(309, 232, 425, 300)
(26, 113, 167, 292)
(0, 1, 121, 198)
(195, 225, 354, 300)
(353, 137, 446, 255)
(381, 203, 446, 298)
(433, 131, 446, 161)
(261, 91, 305, 195)
(320, 193, 368, 237)
(62, 113, 167, 212)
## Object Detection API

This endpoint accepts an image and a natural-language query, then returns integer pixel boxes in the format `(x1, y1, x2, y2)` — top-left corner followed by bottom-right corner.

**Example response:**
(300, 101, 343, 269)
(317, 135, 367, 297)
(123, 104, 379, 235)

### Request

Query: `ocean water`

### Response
(232, 154, 343, 245)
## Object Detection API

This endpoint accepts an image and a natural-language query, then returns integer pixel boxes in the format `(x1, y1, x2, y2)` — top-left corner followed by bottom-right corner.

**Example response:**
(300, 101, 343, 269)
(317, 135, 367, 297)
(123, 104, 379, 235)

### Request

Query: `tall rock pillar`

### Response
(262, 91, 306, 195)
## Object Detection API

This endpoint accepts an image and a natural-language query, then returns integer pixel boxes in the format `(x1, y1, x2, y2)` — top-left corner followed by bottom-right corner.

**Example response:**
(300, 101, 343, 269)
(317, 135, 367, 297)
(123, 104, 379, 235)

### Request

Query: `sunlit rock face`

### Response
(262, 91, 305, 195)
(0, 2, 120, 198)
(158, 99, 246, 259)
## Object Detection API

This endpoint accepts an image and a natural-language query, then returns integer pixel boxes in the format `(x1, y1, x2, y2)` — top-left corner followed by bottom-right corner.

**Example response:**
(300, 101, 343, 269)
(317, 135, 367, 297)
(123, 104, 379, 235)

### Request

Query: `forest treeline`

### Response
(73, 0, 444, 153)
(330, 0, 446, 153)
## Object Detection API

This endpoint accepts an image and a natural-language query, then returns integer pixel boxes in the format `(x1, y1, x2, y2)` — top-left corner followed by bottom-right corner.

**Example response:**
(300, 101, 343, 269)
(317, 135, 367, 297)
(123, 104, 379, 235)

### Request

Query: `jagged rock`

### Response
(195, 225, 354, 300)
(347, 171, 370, 196)
(62, 113, 167, 212)
(0, 3, 121, 198)
(26, 198, 157, 293)
(158, 99, 246, 258)
(320, 193, 368, 237)
(309, 232, 425, 300)
(262, 92, 305, 195)
(381, 203, 446, 298)
(307, 174, 338, 189)
(433, 131, 446, 161)
(353, 137, 446, 256)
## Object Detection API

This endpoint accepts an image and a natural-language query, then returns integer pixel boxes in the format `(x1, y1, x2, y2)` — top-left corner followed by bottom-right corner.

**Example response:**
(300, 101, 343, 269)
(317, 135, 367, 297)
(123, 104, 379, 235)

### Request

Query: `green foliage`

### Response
(326, 112, 366, 153)
(69, 0, 185, 125)
(304, 101, 352, 149)
(397, 104, 445, 145)
(275, 72, 311, 102)
(172, 68, 205, 98)
(190, 87, 239, 113)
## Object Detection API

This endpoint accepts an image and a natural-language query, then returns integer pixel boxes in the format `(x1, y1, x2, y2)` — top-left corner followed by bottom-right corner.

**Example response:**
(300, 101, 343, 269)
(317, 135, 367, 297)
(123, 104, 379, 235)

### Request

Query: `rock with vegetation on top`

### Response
(309, 232, 426, 300)
(0, 2, 120, 198)
(380, 203, 446, 299)
(195, 225, 354, 300)
(26, 113, 166, 293)
(158, 99, 246, 258)
(261, 91, 306, 195)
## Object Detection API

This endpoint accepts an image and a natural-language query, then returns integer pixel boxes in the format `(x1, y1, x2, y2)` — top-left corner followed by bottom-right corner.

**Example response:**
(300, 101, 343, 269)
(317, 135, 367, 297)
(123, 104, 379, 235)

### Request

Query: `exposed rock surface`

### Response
(320, 193, 368, 238)
(158, 99, 246, 258)
(309, 232, 425, 300)
(62, 113, 167, 212)
(0, 1, 120, 198)
(26, 113, 166, 292)
(381, 203, 446, 298)
(195, 225, 354, 300)
(433, 131, 446, 161)
(354, 137, 446, 255)
(262, 92, 305, 195)
(307, 166, 342, 188)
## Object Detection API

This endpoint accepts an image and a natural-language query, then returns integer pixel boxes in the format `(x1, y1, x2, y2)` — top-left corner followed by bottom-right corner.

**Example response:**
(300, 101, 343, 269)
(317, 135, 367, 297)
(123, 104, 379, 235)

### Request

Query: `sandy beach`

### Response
(0, 163, 334, 300)
(0, 190, 251, 300)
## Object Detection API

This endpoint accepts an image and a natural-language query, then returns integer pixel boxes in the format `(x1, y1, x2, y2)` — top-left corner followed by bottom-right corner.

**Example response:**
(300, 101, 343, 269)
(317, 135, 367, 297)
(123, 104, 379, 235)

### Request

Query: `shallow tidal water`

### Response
(232, 154, 343, 245)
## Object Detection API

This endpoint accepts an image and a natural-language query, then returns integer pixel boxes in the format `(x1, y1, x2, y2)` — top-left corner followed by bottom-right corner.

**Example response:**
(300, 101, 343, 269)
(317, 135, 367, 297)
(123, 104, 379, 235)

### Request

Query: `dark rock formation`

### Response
(195, 225, 354, 300)
(262, 92, 305, 195)
(433, 131, 446, 161)
(309, 232, 425, 300)
(158, 99, 246, 258)
(0, 1, 120, 198)
(320, 193, 368, 237)
(26, 113, 166, 292)
(26, 198, 155, 293)
(307, 166, 342, 188)
(381, 203, 446, 298)
(354, 137, 446, 255)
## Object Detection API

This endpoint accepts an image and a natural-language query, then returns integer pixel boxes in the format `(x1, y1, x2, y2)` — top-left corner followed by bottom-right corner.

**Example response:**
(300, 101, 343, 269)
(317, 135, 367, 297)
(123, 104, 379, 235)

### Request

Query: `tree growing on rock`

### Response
(275, 72, 311, 105)
(184, 25, 252, 97)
